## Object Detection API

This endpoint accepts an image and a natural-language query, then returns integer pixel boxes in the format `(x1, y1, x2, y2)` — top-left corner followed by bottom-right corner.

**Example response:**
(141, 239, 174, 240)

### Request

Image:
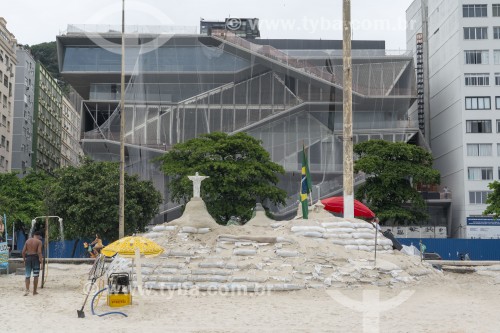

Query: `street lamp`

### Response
(31, 215, 63, 288)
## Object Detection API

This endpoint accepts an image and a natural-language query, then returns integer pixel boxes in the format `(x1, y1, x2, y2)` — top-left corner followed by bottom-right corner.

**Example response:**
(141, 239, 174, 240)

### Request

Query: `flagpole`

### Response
(342, 0, 354, 219)
(118, 0, 126, 239)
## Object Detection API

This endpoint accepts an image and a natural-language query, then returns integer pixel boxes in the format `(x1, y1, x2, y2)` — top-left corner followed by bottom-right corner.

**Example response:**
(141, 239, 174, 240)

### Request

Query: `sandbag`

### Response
(354, 239, 375, 246)
(198, 261, 226, 269)
(352, 232, 375, 239)
(181, 226, 198, 233)
(291, 226, 325, 233)
(322, 222, 354, 228)
(217, 235, 279, 244)
(157, 275, 189, 282)
(155, 268, 178, 275)
(299, 231, 324, 238)
(233, 249, 257, 256)
(190, 275, 228, 283)
(345, 245, 359, 250)
(331, 239, 348, 246)
(324, 228, 356, 234)
(276, 250, 300, 257)
(152, 225, 176, 232)
(356, 228, 376, 234)
(352, 222, 374, 229)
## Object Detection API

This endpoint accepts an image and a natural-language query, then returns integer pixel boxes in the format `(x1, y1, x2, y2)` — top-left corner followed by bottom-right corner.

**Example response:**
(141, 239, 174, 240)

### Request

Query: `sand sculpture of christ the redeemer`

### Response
(188, 172, 209, 198)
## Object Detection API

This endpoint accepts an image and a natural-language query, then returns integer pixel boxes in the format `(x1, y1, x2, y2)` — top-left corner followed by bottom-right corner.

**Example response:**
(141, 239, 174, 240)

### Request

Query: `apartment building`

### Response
(12, 46, 35, 175)
(32, 63, 63, 173)
(0, 18, 17, 172)
(407, 1, 500, 237)
(60, 94, 83, 167)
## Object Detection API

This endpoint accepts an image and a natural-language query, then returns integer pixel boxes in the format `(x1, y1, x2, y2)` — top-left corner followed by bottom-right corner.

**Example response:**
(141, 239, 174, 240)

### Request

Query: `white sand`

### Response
(4, 204, 499, 332)
(1, 263, 499, 333)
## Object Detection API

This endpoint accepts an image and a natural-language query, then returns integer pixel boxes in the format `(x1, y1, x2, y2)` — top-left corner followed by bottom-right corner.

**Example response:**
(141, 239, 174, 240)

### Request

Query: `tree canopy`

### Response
(0, 172, 51, 231)
(353, 140, 440, 224)
(29, 42, 60, 79)
(46, 158, 162, 241)
(157, 132, 287, 224)
(483, 181, 500, 218)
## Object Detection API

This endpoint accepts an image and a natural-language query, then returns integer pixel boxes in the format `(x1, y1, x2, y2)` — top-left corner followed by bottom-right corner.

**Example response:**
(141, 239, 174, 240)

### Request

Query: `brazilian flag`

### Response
(300, 145, 312, 219)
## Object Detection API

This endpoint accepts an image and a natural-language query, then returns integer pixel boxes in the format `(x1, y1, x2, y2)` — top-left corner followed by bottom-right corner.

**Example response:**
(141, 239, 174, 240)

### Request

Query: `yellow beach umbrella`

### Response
(101, 236, 164, 258)
(101, 236, 164, 311)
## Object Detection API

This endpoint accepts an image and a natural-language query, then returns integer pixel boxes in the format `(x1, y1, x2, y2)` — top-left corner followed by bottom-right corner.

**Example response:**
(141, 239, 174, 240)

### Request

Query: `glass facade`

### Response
(62, 46, 250, 73)
(58, 32, 418, 221)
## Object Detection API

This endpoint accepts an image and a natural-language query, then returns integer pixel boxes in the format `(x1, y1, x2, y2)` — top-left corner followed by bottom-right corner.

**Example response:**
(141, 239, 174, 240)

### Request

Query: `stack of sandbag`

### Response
(290, 221, 393, 252)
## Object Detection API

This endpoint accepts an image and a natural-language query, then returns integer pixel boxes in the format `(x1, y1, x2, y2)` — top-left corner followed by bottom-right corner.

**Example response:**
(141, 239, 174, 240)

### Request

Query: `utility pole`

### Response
(118, 0, 126, 239)
(342, 0, 354, 219)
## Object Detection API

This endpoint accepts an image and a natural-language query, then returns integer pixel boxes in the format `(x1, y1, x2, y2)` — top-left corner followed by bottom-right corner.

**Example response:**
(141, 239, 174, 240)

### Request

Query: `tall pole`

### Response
(343, 0, 354, 219)
(118, 0, 126, 239)
(41, 216, 49, 288)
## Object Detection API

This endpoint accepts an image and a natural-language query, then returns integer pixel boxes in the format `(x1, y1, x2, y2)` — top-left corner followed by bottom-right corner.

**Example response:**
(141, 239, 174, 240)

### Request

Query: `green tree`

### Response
(157, 132, 287, 224)
(353, 140, 440, 224)
(47, 158, 162, 241)
(29, 42, 60, 79)
(0, 171, 51, 231)
(484, 181, 500, 218)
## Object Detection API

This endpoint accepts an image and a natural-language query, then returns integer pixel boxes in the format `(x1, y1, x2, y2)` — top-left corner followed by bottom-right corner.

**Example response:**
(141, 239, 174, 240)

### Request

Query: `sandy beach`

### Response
(1, 262, 499, 333)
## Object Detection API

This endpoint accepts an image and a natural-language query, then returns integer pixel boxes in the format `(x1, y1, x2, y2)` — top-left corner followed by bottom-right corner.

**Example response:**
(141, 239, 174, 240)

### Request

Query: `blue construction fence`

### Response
(12, 231, 500, 260)
(397, 238, 500, 261)
(12, 231, 104, 258)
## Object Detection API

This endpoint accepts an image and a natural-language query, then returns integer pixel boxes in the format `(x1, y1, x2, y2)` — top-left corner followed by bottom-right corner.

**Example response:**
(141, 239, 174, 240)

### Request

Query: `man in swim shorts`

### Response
(22, 231, 43, 296)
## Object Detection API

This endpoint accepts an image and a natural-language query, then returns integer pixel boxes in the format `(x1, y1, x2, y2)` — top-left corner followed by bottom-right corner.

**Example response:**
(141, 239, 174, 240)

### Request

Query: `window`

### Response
(495, 50, 500, 65)
(463, 4, 488, 17)
(465, 73, 490, 86)
(465, 97, 491, 110)
(468, 167, 493, 180)
(497, 97, 500, 109)
(494, 4, 500, 16)
(469, 191, 492, 204)
(1, 115, 5, 126)
(464, 27, 488, 39)
(496, 73, 500, 86)
(495, 27, 500, 39)
(497, 120, 500, 132)
(465, 50, 489, 64)
(467, 120, 492, 133)
(467, 143, 492, 156)
(3, 75, 7, 88)
(0, 135, 4, 147)
(6, 140, 9, 152)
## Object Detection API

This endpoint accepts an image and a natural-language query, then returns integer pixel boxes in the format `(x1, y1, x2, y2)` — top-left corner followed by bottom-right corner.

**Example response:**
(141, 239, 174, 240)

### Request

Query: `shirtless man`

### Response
(22, 231, 43, 296)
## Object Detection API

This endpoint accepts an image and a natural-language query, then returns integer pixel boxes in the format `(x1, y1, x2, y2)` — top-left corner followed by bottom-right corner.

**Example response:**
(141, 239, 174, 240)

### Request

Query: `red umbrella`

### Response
(321, 196, 375, 218)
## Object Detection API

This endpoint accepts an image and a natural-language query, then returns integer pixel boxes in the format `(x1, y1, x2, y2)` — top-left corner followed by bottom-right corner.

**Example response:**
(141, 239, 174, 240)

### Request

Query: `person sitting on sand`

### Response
(90, 233, 103, 255)
(22, 231, 43, 296)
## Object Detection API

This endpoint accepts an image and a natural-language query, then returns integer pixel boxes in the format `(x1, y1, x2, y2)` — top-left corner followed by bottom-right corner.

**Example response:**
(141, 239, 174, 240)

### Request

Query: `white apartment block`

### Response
(61, 95, 82, 167)
(0, 18, 16, 172)
(407, 0, 500, 237)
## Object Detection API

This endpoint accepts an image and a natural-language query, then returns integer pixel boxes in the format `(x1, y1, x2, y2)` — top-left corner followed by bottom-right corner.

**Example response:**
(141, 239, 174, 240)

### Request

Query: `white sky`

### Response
(3, 0, 414, 50)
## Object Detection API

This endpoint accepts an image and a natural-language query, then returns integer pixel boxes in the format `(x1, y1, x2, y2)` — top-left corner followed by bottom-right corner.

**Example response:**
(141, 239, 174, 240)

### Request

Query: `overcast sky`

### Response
(3, 0, 414, 50)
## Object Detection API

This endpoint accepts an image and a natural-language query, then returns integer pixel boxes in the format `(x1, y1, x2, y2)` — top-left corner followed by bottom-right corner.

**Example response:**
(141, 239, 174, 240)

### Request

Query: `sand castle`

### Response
(114, 173, 442, 291)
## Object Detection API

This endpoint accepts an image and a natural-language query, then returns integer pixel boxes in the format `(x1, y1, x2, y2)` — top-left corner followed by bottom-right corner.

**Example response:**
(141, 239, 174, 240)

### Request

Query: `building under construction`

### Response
(57, 23, 428, 224)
